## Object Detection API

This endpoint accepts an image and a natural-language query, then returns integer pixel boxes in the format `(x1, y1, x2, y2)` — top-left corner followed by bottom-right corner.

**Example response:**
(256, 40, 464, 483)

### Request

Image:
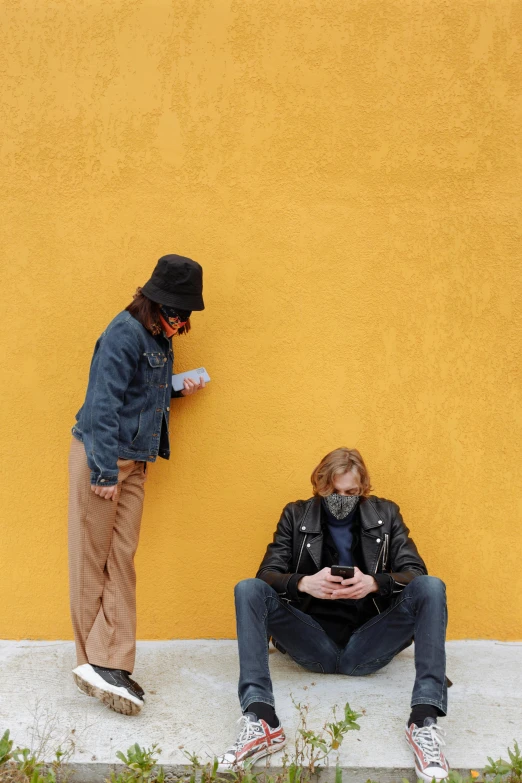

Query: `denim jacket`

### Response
(72, 311, 181, 486)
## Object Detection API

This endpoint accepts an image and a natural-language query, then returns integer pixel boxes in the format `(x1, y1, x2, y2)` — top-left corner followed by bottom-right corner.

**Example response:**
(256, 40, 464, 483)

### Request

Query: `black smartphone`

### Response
(330, 565, 355, 580)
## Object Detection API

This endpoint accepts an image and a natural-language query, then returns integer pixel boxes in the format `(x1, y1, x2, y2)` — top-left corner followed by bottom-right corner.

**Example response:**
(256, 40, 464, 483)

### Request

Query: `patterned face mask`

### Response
(160, 305, 192, 328)
(324, 493, 360, 520)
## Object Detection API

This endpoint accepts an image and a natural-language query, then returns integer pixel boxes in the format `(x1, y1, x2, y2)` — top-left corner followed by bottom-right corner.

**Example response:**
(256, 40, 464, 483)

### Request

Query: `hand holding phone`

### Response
(172, 367, 211, 392)
(330, 565, 355, 580)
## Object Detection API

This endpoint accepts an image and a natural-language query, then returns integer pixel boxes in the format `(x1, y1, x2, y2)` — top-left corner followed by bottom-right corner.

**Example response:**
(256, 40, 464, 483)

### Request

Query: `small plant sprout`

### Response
(484, 741, 522, 783)
(0, 732, 14, 768)
(110, 744, 165, 783)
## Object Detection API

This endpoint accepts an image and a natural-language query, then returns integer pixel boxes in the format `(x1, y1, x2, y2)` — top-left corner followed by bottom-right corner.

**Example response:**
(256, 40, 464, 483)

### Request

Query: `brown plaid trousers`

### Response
(68, 437, 146, 673)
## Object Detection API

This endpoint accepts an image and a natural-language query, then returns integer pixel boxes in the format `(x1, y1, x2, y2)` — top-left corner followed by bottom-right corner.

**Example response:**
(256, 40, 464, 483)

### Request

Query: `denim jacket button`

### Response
(166, 406, 170, 411)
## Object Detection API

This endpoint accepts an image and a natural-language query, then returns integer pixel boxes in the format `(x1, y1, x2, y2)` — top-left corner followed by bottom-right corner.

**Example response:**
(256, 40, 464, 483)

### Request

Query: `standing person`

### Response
(68, 254, 205, 715)
(218, 448, 451, 781)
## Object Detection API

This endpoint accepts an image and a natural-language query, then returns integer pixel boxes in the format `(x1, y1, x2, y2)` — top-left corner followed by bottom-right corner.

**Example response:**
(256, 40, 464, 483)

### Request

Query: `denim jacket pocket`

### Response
(144, 352, 167, 385)
(131, 409, 145, 445)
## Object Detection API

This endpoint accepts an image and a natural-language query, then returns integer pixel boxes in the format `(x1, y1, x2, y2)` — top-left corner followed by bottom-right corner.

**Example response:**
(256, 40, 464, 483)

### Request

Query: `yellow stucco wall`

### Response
(1, 0, 521, 642)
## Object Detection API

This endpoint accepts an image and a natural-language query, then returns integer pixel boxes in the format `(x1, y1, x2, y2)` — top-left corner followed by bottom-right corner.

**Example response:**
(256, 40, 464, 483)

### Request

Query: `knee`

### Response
(234, 578, 270, 604)
(410, 575, 446, 597)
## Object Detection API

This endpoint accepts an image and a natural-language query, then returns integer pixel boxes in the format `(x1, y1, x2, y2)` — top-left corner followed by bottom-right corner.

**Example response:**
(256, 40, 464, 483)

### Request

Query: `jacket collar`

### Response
(359, 497, 386, 531)
(299, 496, 323, 534)
(301, 495, 383, 534)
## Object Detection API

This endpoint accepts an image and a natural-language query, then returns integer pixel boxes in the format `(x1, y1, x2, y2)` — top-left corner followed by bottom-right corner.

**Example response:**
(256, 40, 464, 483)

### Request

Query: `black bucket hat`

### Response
(141, 254, 204, 310)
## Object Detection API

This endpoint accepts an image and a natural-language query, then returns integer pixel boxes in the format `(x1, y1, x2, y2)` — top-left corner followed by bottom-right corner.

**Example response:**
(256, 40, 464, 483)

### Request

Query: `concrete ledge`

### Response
(1, 640, 521, 781)
(42, 764, 477, 783)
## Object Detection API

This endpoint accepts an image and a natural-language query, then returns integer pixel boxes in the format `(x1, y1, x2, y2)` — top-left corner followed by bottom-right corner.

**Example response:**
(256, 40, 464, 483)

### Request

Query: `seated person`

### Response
(218, 447, 450, 782)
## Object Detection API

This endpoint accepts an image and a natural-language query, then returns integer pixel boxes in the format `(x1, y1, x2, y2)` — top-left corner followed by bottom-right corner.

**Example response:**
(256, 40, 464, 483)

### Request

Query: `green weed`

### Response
(109, 744, 165, 783)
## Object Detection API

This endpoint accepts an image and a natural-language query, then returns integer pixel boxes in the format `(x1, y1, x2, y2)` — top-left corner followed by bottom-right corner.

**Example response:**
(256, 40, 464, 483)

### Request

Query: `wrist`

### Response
(297, 576, 309, 594)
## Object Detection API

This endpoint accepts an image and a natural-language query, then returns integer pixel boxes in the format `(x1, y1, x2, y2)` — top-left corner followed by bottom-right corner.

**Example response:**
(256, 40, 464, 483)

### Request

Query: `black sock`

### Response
(408, 704, 440, 727)
(245, 702, 279, 728)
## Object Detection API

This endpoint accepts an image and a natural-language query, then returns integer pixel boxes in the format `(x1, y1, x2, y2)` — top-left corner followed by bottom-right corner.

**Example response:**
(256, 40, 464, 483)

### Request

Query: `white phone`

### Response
(172, 367, 211, 392)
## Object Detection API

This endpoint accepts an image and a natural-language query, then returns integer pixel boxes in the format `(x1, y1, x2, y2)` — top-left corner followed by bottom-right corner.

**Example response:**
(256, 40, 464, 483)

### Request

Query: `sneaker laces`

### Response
(413, 723, 446, 765)
(226, 715, 262, 753)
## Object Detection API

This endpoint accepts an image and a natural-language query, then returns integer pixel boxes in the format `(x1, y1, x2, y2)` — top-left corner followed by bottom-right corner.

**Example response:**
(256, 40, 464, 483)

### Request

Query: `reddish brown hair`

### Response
(125, 288, 191, 336)
(311, 448, 373, 497)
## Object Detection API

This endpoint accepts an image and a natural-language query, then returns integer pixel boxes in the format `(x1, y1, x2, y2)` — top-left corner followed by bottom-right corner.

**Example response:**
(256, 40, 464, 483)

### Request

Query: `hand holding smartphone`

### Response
(330, 565, 355, 580)
(172, 367, 211, 392)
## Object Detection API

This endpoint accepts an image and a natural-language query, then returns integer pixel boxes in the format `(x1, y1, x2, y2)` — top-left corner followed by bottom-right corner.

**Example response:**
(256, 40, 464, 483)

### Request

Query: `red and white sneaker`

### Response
(217, 713, 286, 772)
(405, 718, 450, 781)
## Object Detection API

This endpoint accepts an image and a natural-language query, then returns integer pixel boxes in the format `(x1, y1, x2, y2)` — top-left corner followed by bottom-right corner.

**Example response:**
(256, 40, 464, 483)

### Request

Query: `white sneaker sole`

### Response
(73, 664, 143, 716)
(415, 760, 449, 782)
(217, 737, 287, 773)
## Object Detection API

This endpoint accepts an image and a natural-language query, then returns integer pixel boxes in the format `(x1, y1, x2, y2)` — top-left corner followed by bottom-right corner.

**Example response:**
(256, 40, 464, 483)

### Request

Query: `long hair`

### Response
(125, 288, 191, 336)
(310, 448, 373, 497)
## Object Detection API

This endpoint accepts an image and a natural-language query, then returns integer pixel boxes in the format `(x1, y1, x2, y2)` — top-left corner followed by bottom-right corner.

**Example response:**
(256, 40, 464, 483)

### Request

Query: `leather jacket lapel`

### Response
(359, 497, 386, 573)
(297, 496, 322, 533)
(359, 497, 385, 531)
(306, 531, 324, 569)
(296, 496, 323, 570)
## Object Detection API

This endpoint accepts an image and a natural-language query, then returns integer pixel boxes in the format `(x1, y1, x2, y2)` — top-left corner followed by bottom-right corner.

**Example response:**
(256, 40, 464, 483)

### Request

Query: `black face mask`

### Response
(160, 305, 192, 326)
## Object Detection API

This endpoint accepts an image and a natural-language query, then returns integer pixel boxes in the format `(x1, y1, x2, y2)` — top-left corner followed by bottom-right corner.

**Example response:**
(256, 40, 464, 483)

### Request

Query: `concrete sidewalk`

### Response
(0, 640, 521, 782)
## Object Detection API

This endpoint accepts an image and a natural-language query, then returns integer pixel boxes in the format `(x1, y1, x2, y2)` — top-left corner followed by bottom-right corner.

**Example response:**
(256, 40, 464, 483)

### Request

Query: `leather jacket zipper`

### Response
(296, 534, 307, 572)
(372, 539, 386, 614)
(374, 539, 385, 573)
(295, 501, 314, 572)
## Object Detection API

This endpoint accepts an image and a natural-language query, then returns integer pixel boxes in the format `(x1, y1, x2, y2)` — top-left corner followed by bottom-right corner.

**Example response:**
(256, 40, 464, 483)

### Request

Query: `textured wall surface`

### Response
(0, 0, 521, 641)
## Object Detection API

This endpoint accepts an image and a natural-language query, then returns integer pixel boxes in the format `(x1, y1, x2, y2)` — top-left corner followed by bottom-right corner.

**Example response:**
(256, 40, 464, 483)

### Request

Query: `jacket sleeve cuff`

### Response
(90, 472, 119, 487)
(171, 388, 184, 398)
(286, 573, 306, 600)
(373, 573, 393, 597)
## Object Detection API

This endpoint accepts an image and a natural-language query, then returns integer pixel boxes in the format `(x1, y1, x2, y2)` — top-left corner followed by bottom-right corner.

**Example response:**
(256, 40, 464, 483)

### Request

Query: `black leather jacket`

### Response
(256, 494, 427, 614)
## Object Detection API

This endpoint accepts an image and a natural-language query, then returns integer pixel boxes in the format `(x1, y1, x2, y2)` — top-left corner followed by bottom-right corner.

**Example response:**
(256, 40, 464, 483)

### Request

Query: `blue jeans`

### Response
(234, 576, 448, 716)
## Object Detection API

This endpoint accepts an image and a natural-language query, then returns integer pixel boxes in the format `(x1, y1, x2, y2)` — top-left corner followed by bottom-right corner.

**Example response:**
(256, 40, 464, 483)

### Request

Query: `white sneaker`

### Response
(217, 713, 286, 772)
(405, 717, 450, 781)
(72, 664, 144, 716)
